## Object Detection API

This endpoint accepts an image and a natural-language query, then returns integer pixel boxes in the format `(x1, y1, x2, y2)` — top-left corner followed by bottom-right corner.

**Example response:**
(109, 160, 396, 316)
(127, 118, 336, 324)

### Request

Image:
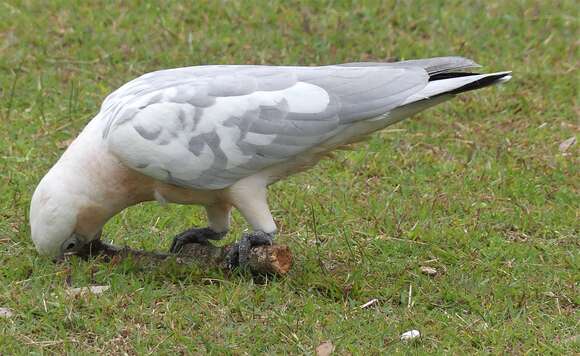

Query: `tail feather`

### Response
(402, 71, 511, 105)
(443, 71, 512, 94)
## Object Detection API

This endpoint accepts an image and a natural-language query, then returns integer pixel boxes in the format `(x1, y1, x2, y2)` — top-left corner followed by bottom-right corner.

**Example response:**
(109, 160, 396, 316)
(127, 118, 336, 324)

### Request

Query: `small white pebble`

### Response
(400, 330, 420, 341)
(559, 136, 576, 153)
(420, 266, 438, 276)
(65, 285, 110, 297)
(315, 341, 334, 356)
(0, 307, 14, 318)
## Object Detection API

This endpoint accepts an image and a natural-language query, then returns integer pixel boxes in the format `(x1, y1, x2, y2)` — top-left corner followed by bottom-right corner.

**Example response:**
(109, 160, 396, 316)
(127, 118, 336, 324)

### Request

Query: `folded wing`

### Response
(103, 65, 429, 189)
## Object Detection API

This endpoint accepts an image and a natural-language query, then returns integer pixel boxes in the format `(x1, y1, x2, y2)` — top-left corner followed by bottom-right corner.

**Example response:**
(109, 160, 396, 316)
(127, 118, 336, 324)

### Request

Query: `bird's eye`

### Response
(60, 235, 82, 255)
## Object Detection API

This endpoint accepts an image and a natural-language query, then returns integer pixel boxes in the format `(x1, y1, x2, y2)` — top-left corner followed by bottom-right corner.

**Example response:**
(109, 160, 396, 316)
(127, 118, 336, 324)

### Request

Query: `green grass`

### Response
(0, 0, 578, 354)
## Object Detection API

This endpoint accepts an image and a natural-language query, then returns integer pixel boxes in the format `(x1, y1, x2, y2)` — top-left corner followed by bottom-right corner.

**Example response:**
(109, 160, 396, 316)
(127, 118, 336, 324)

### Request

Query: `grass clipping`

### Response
(78, 239, 293, 276)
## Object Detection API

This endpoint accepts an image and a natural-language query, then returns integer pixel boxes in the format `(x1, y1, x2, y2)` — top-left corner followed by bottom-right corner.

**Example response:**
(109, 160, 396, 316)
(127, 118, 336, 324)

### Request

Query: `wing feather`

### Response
(104, 64, 428, 189)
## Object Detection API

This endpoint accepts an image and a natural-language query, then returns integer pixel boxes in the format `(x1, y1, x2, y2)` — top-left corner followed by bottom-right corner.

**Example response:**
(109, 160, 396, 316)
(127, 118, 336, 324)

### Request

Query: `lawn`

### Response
(0, 0, 577, 354)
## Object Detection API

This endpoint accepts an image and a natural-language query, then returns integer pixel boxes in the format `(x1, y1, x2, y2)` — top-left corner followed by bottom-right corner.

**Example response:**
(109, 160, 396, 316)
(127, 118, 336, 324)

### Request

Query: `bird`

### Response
(29, 56, 511, 266)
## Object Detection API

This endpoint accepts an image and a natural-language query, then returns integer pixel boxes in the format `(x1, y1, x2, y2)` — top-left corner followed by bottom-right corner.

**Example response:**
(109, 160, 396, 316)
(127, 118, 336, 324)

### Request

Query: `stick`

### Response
(178, 243, 293, 275)
(76, 239, 293, 276)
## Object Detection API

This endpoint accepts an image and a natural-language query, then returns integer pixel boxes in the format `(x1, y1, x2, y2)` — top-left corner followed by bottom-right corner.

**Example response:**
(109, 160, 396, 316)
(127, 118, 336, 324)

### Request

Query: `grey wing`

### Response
(340, 56, 480, 75)
(103, 65, 428, 189)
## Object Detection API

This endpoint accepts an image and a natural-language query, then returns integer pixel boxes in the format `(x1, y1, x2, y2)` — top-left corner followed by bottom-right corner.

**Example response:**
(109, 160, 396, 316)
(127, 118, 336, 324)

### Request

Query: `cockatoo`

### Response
(30, 57, 511, 265)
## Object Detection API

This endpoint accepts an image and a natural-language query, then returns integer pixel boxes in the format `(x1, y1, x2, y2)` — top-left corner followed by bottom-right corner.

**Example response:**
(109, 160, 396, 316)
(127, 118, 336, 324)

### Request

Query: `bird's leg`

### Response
(225, 182, 277, 267)
(169, 204, 231, 253)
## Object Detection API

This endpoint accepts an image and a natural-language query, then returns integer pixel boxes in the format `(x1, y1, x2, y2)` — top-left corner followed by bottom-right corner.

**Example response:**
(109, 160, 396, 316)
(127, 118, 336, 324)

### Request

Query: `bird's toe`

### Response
(169, 227, 226, 253)
(234, 231, 275, 267)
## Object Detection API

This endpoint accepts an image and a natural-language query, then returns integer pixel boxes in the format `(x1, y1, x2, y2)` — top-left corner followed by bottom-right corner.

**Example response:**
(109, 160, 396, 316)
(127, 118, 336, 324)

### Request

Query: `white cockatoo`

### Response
(30, 57, 511, 265)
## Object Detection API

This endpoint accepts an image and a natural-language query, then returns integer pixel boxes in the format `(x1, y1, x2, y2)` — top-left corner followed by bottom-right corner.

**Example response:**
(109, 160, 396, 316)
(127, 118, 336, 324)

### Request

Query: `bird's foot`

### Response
(226, 231, 275, 268)
(169, 227, 227, 253)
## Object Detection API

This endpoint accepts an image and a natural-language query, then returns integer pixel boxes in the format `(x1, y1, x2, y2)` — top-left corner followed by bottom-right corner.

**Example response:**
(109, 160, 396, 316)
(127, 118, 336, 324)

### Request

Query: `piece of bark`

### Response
(76, 239, 292, 275)
(178, 243, 292, 275)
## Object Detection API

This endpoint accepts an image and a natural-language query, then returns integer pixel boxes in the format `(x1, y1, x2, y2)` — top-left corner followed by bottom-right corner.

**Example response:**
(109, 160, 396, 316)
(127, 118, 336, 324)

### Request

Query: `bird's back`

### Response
(99, 58, 510, 190)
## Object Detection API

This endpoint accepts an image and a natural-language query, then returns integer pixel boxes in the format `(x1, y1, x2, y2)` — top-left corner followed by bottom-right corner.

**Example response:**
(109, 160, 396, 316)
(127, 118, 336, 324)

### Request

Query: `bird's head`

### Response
(30, 162, 105, 259)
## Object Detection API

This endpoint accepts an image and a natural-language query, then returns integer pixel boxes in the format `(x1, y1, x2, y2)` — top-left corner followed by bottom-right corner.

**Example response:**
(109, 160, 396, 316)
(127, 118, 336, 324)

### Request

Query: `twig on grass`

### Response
(75, 239, 293, 276)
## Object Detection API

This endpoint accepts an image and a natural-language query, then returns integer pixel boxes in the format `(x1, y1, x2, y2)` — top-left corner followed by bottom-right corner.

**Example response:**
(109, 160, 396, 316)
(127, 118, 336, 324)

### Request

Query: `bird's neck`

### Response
(53, 121, 156, 237)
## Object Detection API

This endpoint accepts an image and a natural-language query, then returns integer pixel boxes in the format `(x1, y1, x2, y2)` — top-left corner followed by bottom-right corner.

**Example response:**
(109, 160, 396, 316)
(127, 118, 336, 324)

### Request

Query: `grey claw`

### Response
(169, 235, 193, 254)
(225, 243, 240, 269)
(237, 231, 274, 266)
(169, 227, 226, 253)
